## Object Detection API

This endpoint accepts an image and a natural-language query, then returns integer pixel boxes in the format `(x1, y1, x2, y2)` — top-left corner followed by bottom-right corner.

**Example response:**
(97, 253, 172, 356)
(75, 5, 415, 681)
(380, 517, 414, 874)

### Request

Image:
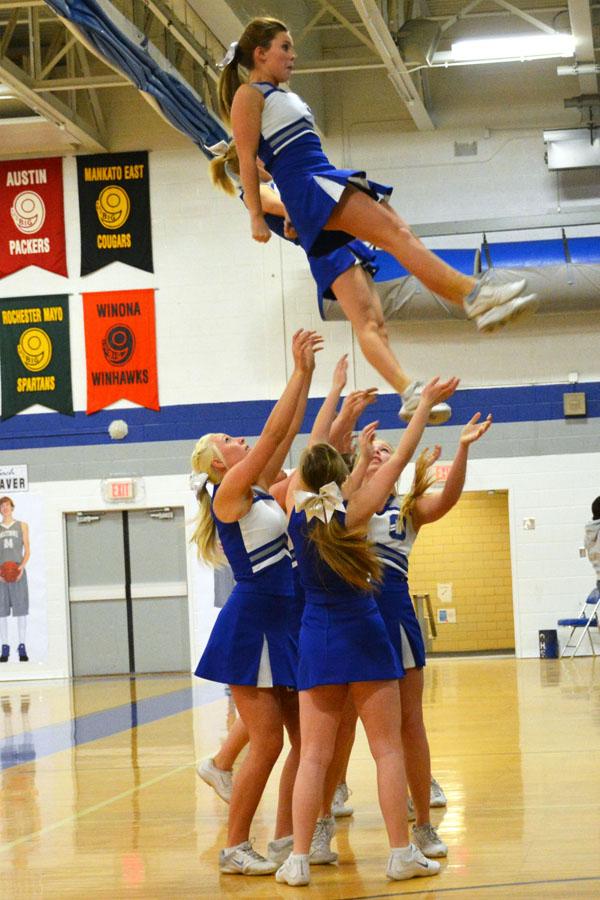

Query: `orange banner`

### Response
(83, 288, 159, 414)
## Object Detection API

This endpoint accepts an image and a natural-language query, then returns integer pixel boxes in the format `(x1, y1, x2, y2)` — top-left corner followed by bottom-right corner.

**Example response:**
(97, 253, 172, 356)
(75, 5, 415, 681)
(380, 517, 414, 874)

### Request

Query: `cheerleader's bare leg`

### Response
(326, 187, 475, 305)
(331, 265, 411, 396)
(214, 715, 249, 771)
(291, 684, 348, 854)
(350, 678, 408, 848)
(399, 668, 431, 826)
(273, 689, 301, 839)
(227, 685, 285, 847)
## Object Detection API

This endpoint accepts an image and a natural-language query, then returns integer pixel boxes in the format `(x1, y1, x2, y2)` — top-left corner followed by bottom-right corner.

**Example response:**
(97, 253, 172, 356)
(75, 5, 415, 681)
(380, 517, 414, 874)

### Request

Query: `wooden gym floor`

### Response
(1, 656, 599, 898)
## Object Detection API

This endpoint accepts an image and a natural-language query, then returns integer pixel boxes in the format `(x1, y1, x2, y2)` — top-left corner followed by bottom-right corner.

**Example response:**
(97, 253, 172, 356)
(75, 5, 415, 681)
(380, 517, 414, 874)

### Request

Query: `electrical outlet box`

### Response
(563, 392, 587, 417)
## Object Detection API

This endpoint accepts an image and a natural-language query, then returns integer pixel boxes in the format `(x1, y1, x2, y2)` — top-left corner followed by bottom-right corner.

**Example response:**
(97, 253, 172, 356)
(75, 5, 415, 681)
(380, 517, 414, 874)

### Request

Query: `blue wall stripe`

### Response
(0, 381, 598, 450)
(0, 682, 224, 770)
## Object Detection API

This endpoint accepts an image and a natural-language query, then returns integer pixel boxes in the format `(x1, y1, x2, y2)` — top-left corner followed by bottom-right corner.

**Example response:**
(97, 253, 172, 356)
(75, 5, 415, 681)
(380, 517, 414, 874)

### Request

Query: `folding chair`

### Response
(558, 588, 600, 658)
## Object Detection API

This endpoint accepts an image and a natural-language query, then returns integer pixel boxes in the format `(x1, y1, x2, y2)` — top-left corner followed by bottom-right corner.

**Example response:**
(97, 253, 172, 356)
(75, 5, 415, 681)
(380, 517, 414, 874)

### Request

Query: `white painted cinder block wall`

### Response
(1, 87, 599, 678)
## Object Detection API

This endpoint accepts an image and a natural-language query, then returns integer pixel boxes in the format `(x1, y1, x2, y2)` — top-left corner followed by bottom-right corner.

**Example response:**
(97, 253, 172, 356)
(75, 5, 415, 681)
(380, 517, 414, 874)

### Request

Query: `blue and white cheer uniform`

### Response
(368, 497, 426, 670)
(288, 507, 401, 690)
(195, 485, 298, 688)
(251, 81, 392, 257)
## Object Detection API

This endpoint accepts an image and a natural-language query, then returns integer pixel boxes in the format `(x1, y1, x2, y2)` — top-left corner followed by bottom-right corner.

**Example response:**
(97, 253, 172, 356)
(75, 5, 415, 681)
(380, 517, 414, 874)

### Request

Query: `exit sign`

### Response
(101, 478, 136, 502)
(434, 464, 452, 482)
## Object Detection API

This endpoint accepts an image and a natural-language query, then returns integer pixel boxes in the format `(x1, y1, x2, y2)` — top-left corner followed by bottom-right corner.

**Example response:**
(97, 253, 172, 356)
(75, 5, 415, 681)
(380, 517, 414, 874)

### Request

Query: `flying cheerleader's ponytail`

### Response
(207, 140, 240, 195)
(217, 17, 288, 123)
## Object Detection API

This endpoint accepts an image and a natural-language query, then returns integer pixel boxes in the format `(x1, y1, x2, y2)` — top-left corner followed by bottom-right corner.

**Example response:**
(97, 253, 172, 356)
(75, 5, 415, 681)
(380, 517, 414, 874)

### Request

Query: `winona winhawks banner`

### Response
(0, 295, 73, 419)
(83, 288, 159, 414)
(0, 157, 67, 279)
(77, 152, 153, 276)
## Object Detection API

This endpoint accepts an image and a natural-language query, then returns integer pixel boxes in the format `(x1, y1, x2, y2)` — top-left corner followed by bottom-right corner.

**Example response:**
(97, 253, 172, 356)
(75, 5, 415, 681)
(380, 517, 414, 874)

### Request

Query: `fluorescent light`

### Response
(451, 34, 576, 62)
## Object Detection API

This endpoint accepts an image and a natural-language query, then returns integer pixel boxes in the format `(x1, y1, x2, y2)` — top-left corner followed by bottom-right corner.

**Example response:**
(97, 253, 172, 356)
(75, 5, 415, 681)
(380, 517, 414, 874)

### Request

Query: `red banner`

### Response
(82, 288, 159, 414)
(0, 157, 67, 279)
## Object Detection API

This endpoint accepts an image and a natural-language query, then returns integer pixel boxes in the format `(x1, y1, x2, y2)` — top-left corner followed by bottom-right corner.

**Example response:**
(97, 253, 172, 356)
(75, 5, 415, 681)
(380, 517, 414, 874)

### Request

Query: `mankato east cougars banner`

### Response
(0, 295, 73, 419)
(83, 288, 159, 414)
(0, 157, 67, 279)
(77, 152, 153, 275)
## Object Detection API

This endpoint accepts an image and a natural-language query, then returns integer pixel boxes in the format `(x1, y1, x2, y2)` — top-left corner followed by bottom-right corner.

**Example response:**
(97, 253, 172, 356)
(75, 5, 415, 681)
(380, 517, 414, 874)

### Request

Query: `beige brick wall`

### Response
(409, 490, 515, 653)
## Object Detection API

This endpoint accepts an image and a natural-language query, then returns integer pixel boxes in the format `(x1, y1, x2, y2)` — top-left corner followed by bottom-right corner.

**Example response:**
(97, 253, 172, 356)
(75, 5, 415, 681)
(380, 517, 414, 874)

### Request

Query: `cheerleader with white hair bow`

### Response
(276, 376, 458, 887)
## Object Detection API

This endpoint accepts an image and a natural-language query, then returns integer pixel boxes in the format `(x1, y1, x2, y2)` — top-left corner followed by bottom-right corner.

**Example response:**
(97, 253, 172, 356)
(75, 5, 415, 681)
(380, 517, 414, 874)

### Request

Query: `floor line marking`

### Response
(349, 873, 600, 899)
(0, 760, 196, 854)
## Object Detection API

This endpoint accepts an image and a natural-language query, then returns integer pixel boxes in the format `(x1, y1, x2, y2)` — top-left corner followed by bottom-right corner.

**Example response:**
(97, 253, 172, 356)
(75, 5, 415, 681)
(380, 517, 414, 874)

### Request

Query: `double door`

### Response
(66, 507, 190, 676)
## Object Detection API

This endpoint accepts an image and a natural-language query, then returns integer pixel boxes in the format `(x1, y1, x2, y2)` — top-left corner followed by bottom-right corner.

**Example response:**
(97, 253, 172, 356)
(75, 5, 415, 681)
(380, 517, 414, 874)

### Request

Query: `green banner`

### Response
(0, 294, 73, 419)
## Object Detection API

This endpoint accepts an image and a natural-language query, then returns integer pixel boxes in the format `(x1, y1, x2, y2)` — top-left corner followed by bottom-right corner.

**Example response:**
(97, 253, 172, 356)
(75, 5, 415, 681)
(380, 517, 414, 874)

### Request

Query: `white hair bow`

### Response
(217, 40, 238, 70)
(294, 481, 345, 524)
(190, 472, 209, 497)
(206, 139, 231, 157)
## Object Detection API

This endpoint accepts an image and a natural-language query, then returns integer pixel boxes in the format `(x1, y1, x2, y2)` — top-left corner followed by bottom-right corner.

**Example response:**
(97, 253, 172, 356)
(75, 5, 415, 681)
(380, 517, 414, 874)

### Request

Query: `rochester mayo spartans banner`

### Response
(76, 151, 152, 276)
(0, 295, 73, 419)
(0, 157, 67, 279)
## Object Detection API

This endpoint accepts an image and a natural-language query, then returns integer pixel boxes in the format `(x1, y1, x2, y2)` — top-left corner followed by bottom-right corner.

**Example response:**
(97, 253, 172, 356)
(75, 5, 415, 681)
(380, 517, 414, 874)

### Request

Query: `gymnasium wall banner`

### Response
(82, 288, 159, 414)
(0, 157, 67, 279)
(0, 295, 74, 420)
(76, 151, 153, 275)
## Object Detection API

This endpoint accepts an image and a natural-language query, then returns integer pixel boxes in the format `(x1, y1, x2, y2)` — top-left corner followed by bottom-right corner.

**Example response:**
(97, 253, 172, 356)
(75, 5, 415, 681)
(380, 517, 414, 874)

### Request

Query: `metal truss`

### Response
(0, 0, 226, 150)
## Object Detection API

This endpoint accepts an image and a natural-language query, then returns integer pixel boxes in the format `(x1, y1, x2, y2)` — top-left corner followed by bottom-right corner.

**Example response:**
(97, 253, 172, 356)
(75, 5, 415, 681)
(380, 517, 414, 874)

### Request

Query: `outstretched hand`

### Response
(422, 444, 442, 468)
(460, 412, 493, 445)
(420, 376, 460, 408)
(357, 420, 378, 464)
(332, 354, 348, 392)
(292, 329, 323, 373)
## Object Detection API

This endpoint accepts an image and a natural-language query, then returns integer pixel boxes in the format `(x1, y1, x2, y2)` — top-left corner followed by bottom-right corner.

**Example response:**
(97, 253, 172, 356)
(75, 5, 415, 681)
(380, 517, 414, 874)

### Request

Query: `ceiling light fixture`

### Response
(450, 33, 575, 63)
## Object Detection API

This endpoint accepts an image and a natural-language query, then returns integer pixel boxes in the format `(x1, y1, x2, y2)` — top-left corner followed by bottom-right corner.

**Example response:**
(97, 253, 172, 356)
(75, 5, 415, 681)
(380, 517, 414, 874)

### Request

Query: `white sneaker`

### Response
(197, 757, 233, 803)
(412, 823, 448, 858)
(275, 853, 310, 886)
(400, 381, 452, 425)
(219, 840, 278, 875)
(475, 292, 539, 333)
(430, 777, 447, 807)
(267, 835, 293, 865)
(407, 796, 416, 821)
(386, 843, 441, 880)
(464, 276, 527, 319)
(310, 816, 338, 864)
(332, 782, 353, 818)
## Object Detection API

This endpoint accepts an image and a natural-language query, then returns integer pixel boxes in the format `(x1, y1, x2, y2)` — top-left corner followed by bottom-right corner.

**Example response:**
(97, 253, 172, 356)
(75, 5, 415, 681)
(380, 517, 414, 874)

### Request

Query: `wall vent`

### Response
(454, 141, 478, 157)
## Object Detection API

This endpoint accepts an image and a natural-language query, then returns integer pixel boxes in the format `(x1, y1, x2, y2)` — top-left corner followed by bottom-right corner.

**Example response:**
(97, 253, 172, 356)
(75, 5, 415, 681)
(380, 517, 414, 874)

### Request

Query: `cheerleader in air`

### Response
(216, 17, 538, 372)
(208, 139, 450, 424)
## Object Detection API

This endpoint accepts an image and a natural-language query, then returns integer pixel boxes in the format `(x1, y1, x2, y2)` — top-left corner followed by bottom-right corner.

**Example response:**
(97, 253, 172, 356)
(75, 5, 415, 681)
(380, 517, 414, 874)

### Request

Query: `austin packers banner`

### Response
(0, 295, 73, 419)
(83, 288, 159, 414)
(77, 151, 152, 275)
(0, 157, 67, 279)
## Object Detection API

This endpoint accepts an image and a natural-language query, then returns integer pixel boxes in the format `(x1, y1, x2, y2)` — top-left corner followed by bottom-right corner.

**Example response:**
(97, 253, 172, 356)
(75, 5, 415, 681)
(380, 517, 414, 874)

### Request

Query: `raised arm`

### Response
(259, 335, 322, 489)
(342, 420, 378, 500)
(214, 330, 320, 522)
(329, 388, 378, 453)
(346, 377, 459, 529)
(230, 85, 270, 244)
(309, 354, 348, 446)
(412, 412, 492, 529)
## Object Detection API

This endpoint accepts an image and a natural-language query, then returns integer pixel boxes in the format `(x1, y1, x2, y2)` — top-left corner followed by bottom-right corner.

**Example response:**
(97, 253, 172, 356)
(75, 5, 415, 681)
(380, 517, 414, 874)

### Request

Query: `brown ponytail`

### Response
(217, 17, 288, 123)
(299, 443, 381, 592)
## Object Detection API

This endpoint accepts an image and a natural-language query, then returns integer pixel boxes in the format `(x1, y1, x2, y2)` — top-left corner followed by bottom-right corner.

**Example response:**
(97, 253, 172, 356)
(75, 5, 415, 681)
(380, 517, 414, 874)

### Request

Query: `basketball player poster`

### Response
(0, 294, 74, 420)
(0, 156, 67, 279)
(76, 151, 153, 275)
(0, 490, 47, 668)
